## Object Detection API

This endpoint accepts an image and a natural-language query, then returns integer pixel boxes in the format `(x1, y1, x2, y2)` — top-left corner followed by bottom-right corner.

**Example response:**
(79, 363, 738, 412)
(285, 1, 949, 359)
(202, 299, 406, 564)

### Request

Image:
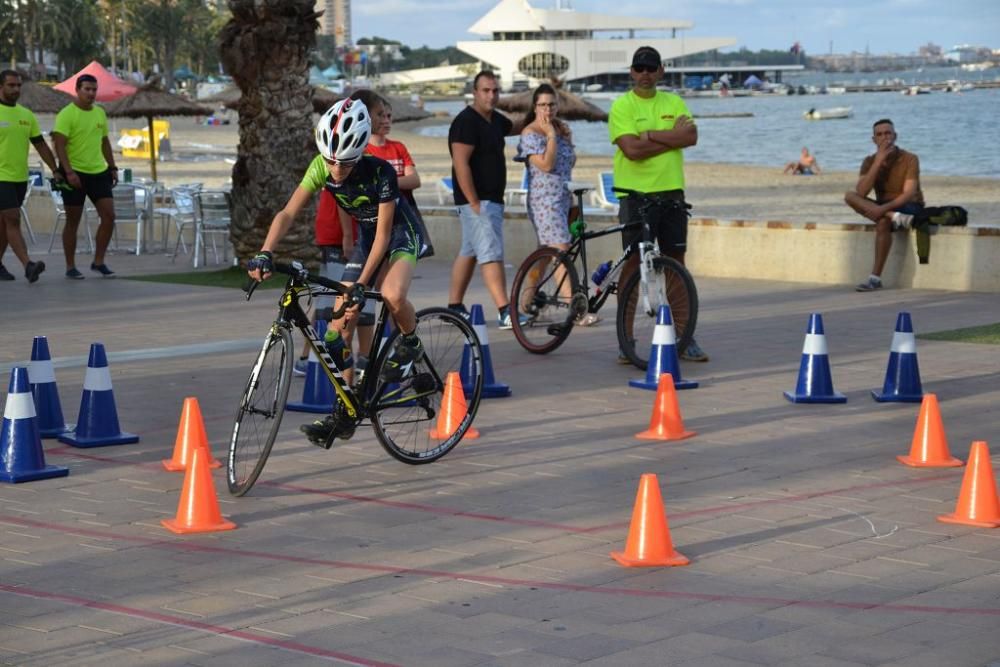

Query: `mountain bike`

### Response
(509, 185, 698, 369)
(229, 261, 484, 496)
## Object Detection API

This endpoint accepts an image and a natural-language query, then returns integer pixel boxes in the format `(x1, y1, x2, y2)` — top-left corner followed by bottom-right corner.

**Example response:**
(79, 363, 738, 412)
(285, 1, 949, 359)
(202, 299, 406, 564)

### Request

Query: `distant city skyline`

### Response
(353, 0, 999, 56)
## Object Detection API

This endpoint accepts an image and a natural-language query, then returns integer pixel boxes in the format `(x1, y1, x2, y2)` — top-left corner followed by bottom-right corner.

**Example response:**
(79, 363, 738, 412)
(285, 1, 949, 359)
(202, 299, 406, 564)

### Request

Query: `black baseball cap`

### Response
(631, 47, 662, 69)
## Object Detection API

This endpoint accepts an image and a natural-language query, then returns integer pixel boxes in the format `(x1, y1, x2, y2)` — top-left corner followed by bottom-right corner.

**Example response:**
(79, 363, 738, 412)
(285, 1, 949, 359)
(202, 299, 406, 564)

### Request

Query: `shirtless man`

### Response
(783, 147, 820, 175)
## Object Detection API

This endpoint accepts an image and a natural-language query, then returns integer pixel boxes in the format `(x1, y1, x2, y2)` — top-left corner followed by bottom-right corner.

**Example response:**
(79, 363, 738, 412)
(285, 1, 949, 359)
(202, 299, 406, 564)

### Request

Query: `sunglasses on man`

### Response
(632, 65, 659, 74)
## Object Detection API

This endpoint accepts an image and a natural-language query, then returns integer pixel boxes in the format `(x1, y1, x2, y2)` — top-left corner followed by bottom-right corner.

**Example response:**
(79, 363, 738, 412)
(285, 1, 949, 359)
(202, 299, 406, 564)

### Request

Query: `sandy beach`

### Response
(97, 114, 1000, 226)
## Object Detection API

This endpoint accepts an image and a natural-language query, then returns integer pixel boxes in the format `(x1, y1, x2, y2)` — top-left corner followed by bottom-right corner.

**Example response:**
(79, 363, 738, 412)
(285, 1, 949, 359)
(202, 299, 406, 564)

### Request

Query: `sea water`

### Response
(421, 86, 1000, 178)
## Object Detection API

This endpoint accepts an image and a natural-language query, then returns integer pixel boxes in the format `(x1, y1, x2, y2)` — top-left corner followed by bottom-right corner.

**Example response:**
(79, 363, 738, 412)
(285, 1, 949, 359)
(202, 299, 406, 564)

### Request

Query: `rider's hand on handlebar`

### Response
(247, 250, 274, 282)
(347, 282, 366, 310)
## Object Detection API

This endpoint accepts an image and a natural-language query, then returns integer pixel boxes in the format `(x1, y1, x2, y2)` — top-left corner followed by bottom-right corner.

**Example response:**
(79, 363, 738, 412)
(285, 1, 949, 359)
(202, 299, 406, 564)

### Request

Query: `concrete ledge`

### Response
(420, 205, 1000, 293)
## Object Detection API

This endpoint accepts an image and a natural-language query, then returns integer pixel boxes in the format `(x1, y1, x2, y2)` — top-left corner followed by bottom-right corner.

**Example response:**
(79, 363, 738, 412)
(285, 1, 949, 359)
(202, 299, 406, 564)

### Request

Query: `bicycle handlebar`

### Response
(243, 261, 380, 320)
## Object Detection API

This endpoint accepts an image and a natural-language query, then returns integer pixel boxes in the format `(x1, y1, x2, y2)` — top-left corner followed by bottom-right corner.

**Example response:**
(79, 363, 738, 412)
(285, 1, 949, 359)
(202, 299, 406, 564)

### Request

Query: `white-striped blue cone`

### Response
(288, 320, 337, 413)
(629, 305, 698, 390)
(28, 336, 69, 438)
(784, 313, 847, 403)
(58, 343, 139, 447)
(461, 304, 511, 398)
(1, 367, 69, 483)
(872, 312, 923, 402)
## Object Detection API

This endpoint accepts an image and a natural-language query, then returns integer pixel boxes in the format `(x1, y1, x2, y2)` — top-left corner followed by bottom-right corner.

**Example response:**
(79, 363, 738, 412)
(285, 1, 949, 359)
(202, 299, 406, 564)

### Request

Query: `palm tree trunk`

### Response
(220, 0, 320, 264)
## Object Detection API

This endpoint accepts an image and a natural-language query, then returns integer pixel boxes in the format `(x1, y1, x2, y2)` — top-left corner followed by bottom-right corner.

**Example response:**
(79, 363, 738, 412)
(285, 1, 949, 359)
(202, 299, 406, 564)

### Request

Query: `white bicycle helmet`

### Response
(315, 98, 371, 163)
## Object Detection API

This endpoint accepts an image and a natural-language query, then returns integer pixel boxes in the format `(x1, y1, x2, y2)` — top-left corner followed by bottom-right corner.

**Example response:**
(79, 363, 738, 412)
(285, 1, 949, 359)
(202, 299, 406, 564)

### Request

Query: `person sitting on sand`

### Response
(784, 147, 820, 175)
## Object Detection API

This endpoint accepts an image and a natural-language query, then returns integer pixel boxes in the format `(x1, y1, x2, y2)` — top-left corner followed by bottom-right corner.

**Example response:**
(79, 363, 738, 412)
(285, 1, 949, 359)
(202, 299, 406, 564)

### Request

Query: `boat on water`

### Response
(803, 106, 853, 120)
(901, 85, 932, 95)
(942, 80, 975, 93)
(824, 85, 847, 95)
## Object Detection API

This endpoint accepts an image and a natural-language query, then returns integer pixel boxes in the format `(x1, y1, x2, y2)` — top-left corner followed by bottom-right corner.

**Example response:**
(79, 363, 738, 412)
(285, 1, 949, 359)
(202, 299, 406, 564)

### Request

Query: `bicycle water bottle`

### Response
(592, 261, 612, 287)
(324, 328, 354, 371)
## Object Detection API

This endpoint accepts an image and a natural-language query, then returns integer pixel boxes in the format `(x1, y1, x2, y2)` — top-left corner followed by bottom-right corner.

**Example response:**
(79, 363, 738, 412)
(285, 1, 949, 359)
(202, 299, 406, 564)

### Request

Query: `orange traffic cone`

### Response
(430, 372, 479, 440)
(162, 397, 222, 472)
(937, 441, 1000, 528)
(897, 394, 963, 468)
(161, 446, 237, 534)
(611, 473, 689, 567)
(635, 374, 696, 441)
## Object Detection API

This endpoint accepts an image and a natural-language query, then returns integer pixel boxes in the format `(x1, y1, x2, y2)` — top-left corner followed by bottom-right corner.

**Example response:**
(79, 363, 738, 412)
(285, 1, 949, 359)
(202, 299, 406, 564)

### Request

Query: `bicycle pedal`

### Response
(547, 322, 570, 336)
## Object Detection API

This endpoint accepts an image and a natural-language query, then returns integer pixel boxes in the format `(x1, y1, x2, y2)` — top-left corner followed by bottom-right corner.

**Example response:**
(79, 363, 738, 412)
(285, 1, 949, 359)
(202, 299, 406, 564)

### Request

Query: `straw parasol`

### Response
(496, 87, 608, 122)
(17, 81, 74, 114)
(103, 83, 212, 181)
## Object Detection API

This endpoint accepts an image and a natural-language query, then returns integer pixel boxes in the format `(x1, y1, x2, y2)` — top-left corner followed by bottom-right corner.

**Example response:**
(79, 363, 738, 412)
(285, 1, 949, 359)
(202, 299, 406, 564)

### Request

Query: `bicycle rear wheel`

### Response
(370, 307, 483, 464)
(616, 256, 698, 370)
(228, 326, 293, 496)
(510, 246, 580, 354)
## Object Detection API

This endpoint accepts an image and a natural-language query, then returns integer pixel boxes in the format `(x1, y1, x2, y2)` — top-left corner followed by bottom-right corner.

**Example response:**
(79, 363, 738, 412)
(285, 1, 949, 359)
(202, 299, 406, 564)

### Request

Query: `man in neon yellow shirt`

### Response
(608, 46, 707, 362)
(53, 74, 118, 279)
(0, 70, 61, 283)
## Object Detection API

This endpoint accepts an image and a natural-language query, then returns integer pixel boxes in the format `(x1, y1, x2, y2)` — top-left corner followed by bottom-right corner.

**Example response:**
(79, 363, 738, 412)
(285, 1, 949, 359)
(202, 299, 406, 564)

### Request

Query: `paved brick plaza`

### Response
(1, 253, 998, 666)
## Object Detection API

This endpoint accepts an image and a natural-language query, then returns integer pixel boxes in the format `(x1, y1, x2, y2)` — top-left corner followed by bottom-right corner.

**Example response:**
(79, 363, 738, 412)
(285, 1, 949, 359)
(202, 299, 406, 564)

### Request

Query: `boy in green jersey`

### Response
(0, 70, 62, 283)
(53, 74, 119, 279)
(608, 46, 708, 362)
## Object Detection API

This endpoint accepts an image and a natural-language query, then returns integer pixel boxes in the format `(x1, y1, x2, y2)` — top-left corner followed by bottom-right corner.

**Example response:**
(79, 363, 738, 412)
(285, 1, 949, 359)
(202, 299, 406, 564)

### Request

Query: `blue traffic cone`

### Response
(58, 343, 139, 447)
(288, 320, 337, 413)
(461, 304, 511, 398)
(1, 368, 69, 483)
(27, 336, 69, 438)
(872, 312, 923, 403)
(629, 305, 698, 391)
(784, 313, 847, 404)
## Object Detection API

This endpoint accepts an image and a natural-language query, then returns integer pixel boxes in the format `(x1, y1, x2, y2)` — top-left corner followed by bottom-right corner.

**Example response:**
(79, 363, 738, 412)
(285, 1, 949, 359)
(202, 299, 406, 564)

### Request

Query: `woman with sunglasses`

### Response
(248, 99, 426, 440)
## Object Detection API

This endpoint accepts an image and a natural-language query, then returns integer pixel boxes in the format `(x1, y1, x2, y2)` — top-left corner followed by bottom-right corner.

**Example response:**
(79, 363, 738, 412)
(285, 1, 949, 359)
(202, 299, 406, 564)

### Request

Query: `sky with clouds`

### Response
(354, 0, 999, 55)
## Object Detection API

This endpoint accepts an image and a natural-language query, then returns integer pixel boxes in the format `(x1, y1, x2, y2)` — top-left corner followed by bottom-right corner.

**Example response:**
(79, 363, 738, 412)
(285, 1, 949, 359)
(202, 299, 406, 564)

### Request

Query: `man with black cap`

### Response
(608, 45, 708, 362)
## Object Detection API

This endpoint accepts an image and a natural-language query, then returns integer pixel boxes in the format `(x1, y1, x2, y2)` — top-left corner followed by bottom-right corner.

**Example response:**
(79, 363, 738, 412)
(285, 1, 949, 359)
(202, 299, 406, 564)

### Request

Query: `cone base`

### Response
(162, 457, 223, 472)
(58, 431, 139, 448)
(636, 428, 697, 441)
(896, 454, 963, 468)
(286, 401, 334, 414)
(783, 391, 847, 404)
(479, 384, 512, 399)
(161, 517, 237, 534)
(37, 425, 70, 439)
(872, 390, 923, 403)
(937, 513, 1000, 529)
(430, 426, 480, 440)
(0, 464, 69, 483)
(611, 550, 690, 567)
(630, 378, 699, 391)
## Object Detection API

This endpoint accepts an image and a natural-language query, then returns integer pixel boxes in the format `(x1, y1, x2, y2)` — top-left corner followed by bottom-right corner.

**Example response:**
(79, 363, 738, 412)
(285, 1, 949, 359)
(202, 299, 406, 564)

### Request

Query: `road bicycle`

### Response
(510, 185, 698, 369)
(228, 261, 484, 496)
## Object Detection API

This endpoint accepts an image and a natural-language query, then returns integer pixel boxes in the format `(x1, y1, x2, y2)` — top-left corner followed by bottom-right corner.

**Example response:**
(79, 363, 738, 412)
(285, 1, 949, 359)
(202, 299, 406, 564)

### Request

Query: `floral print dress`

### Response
(518, 132, 577, 246)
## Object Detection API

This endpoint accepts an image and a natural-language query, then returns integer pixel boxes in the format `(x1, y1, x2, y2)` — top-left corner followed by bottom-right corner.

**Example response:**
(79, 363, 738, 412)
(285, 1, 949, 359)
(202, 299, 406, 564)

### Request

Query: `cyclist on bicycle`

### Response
(247, 98, 426, 441)
(608, 46, 708, 362)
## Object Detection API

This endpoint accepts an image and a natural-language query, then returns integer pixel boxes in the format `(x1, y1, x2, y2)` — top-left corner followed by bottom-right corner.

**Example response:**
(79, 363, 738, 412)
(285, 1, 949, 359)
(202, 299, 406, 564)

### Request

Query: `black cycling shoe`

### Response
(381, 336, 424, 383)
(300, 410, 356, 449)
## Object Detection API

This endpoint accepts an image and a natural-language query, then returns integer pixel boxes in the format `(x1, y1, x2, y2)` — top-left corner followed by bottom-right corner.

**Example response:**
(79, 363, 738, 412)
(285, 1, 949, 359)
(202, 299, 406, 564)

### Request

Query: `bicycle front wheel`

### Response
(510, 246, 580, 354)
(228, 326, 293, 496)
(616, 256, 698, 370)
(370, 307, 483, 464)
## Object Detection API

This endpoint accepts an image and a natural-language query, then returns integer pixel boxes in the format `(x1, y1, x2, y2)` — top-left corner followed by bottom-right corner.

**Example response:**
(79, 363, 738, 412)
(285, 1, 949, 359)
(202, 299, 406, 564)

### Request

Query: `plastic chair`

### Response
(164, 187, 200, 261)
(193, 190, 231, 267)
(436, 177, 454, 205)
(111, 184, 148, 255)
(592, 171, 620, 212)
(19, 178, 38, 245)
(46, 188, 95, 254)
(504, 169, 529, 207)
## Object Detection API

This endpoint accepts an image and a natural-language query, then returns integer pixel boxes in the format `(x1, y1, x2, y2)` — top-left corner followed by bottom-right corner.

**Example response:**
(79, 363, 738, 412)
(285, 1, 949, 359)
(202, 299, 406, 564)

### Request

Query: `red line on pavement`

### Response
(48, 447, 960, 535)
(0, 583, 400, 667)
(2, 515, 998, 618)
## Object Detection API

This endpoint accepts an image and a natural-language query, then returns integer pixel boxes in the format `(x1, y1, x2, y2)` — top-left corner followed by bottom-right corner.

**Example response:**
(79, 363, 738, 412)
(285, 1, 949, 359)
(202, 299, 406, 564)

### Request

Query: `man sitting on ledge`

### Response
(845, 118, 924, 292)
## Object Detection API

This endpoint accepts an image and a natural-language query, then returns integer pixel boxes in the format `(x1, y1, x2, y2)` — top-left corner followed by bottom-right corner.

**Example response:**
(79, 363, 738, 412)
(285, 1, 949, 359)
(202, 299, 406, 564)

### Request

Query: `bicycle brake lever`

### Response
(243, 277, 259, 301)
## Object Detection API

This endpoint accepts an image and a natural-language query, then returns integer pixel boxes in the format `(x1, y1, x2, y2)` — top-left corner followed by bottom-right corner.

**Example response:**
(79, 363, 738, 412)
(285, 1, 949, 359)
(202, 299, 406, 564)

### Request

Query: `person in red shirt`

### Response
(366, 99, 422, 206)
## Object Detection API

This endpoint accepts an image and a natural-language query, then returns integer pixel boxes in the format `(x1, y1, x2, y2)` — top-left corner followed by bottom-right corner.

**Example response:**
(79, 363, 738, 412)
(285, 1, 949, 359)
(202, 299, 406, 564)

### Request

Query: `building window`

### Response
(517, 52, 570, 79)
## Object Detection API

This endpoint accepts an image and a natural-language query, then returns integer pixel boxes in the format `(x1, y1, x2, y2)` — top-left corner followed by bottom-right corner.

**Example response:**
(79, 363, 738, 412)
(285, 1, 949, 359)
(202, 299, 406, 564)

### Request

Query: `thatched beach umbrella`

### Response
(104, 84, 212, 181)
(17, 81, 74, 114)
(496, 88, 608, 122)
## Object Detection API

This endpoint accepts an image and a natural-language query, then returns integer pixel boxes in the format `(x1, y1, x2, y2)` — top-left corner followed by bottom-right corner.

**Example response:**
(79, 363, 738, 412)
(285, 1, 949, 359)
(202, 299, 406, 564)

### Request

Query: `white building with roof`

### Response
(455, 0, 737, 88)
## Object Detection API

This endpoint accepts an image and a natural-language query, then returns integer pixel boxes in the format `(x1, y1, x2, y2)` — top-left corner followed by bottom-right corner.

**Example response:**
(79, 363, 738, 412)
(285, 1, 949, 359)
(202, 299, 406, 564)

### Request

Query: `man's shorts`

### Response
(457, 200, 505, 264)
(61, 169, 114, 207)
(341, 222, 421, 326)
(619, 190, 689, 254)
(0, 181, 28, 211)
